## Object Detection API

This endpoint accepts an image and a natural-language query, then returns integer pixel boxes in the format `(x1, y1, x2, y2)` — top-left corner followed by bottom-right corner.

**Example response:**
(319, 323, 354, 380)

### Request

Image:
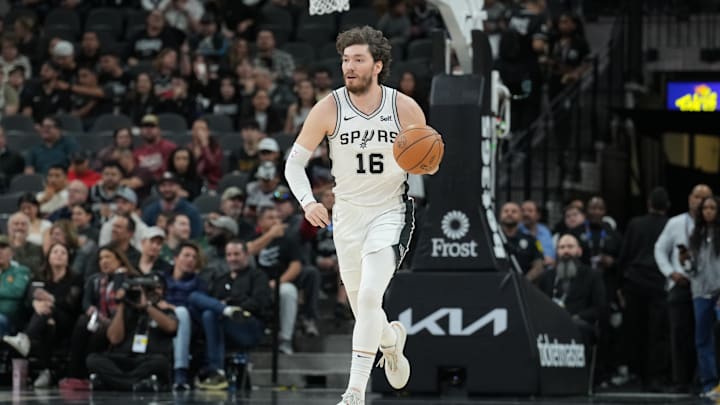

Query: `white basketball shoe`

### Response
(377, 321, 410, 389)
(336, 389, 364, 404)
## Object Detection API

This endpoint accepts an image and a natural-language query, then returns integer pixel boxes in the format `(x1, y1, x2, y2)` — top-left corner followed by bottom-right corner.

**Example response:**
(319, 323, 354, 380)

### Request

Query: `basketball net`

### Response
(309, 0, 350, 15)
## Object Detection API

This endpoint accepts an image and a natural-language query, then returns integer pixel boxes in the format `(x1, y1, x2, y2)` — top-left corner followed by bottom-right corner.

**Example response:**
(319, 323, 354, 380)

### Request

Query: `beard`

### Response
(556, 256, 579, 280)
(501, 219, 517, 228)
(345, 72, 373, 95)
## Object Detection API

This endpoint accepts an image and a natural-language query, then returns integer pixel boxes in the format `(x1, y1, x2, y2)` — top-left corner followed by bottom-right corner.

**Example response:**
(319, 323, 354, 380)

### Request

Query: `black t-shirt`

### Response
(551, 36, 590, 69)
(255, 235, 302, 280)
(112, 306, 176, 356)
(127, 29, 183, 61)
(229, 146, 260, 175)
(100, 71, 134, 114)
(505, 231, 543, 274)
(20, 81, 71, 122)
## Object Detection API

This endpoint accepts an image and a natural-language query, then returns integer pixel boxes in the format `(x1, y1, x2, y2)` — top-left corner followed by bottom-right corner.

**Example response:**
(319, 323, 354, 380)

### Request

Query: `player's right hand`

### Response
(304, 202, 330, 228)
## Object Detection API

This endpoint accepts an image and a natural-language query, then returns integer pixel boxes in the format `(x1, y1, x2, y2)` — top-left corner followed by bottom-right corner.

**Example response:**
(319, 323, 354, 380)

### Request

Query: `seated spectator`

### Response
(161, 242, 207, 390)
(78, 31, 101, 69)
(142, 172, 203, 239)
(553, 203, 586, 245)
(537, 233, 606, 344)
(96, 128, 133, 169)
(42, 219, 93, 275)
(20, 63, 71, 124)
(157, 76, 200, 122)
(12, 17, 40, 70)
(86, 272, 177, 391)
(284, 79, 315, 134)
(224, 38, 250, 74)
(312, 67, 333, 102)
(51, 40, 78, 83)
(7, 66, 27, 96)
(200, 215, 238, 284)
(0, 35, 32, 80)
(252, 29, 295, 83)
(408, 0, 443, 39)
(17, 193, 51, 246)
(134, 114, 179, 179)
(99, 188, 148, 251)
(209, 76, 242, 125)
(164, 0, 204, 33)
(68, 151, 101, 189)
(228, 119, 263, 175)
(152, 48, 179, 101)
(0, 234, 31, 356)
(254, 67, 296, 117)
(161, 213, 192, 265)
(520, 200, 556, 267)
(24, 117, 77, 174)
(123, 73, 160, 126)
(398, 71, 428, 115)
(126, 10, 183, 66)
(378, 0, 412, 48)
(114, 149, 155, 203)
(242, 88, 283, 134)
(246, 162, 282, 219)
(254, 206, 304, 354)
(98, 52, 134, 115)
(37, 164, 69, 216)
(23, 243, 83, 388)
(68, 66, 107, 129)
(90, 161, 129, 222)
(49, 180, 89, 222)
(192, 13, 228, 60)
(192, 239, 272, 390)
(0, 67, 19, 119)
(188, 118, 223, 190)
(7, 212, 43, 276)
(59, 246, 137, 390)
(220, 187, 256, 239)
(168, 147, 204, 201)
(71, 203, 100, 248)
(500, 202, 544, 280)
(0, 127, 24, 191)
(136, 227, 172, 275)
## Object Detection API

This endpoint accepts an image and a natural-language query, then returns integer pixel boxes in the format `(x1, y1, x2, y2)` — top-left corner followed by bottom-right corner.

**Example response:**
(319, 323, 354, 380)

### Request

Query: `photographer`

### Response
(86, 273, 177, 391)
(191, 239, 272, 390)
(60, 246, 138, 390)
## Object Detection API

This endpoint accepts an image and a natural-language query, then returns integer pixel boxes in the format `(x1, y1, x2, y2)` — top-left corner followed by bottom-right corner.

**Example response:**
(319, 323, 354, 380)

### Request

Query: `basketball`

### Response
(393, 125, 444, 174)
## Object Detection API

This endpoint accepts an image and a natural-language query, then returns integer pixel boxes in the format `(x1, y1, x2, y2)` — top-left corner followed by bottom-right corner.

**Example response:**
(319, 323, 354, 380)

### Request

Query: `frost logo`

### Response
(441, 211, 470, 240)
(432, 211, 478, 257)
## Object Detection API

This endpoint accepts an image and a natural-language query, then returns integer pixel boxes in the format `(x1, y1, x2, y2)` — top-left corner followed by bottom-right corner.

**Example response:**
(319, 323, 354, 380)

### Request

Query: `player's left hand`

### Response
(303, 202, 330, 228)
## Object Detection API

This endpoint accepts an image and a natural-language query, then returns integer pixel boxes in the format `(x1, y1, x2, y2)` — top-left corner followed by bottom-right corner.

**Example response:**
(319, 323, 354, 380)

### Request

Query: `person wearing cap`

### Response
(0, 126, 25, 191)
(272, 186, 321, 336)
(245, 161, 282, 218)
(36, 164, 69, 215)
(192, 239, 272, 390)
(89, 161, 129, 222)
(98, 187, 149, 252)
(229, 119, 264, 175)
(24, 116, 77, 175)
(48, 180, 90, 222)
(68, 150, 102, 188)
(257, 137, 282, 168)
(51, 39, 78, 82)
(0, 234, 32, 356)
(201, 215, 239, 284)
(221, 187, 256, 240)
(142, 172, 203, 239)
(136, 227, 172, 276)
(133, 114, 178, 179)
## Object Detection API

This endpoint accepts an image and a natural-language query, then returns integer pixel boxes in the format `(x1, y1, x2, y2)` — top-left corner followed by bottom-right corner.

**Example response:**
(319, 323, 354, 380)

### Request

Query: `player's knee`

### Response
(356, 287, 383, 312)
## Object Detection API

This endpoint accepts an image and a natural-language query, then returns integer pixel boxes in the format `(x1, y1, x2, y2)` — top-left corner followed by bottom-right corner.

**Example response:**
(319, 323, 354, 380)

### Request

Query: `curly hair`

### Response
(336, 26, 393, 82)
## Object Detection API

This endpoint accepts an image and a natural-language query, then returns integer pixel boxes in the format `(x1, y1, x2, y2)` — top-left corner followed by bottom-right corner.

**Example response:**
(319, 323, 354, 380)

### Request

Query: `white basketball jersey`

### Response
(328, 85, 407, 206)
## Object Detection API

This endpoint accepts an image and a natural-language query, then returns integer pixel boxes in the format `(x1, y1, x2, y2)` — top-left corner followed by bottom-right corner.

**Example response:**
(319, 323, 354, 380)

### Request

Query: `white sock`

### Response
(347, 352, 374, 399)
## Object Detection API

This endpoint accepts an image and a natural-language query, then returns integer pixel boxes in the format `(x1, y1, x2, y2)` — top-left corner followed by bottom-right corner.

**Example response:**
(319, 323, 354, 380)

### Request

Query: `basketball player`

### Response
(285, 26, 437, 405)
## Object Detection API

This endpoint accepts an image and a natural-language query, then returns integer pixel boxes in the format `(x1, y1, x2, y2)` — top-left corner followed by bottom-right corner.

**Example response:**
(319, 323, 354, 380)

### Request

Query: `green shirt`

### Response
(0, 262, 31, 325)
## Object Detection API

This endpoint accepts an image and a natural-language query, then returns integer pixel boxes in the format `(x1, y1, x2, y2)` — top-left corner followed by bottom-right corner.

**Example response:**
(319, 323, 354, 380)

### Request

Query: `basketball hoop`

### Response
(309, 0, 350, 15)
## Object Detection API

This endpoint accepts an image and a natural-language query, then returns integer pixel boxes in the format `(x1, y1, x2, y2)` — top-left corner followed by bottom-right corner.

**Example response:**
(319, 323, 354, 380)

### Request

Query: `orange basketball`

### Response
(393, 125, 444, 174)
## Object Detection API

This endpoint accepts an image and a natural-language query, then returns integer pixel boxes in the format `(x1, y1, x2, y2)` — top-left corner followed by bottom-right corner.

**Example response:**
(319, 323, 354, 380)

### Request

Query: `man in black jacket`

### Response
(0, 127, 24, 192)
(191, 239, 272, 390)
(618, 187, 671, 390)
(538, 233, 606, 345)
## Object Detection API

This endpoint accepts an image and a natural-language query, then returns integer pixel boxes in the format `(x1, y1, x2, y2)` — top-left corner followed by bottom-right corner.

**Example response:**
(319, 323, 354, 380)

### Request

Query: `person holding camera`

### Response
(680, 196, 720, 398)
(23, 243, 83, 388)
(60, 246, 138, 390)
(191, 239, 272, 390)
(86, 272, 178, 391)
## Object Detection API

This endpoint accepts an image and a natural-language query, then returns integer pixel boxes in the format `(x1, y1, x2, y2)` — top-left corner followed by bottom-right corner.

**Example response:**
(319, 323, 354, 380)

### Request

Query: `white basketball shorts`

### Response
(332, 196, 415, 272)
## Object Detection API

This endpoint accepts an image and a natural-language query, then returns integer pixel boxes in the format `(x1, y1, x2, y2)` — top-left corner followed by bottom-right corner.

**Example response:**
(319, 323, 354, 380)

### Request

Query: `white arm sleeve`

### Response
(285, 142, 317, 208)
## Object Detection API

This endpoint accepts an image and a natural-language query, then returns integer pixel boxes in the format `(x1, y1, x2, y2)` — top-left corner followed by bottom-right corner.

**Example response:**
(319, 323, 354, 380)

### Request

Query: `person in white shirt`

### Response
(654, 183, 713, 392)
(98, 188, 148, 250)
(36, 165, 69, 215)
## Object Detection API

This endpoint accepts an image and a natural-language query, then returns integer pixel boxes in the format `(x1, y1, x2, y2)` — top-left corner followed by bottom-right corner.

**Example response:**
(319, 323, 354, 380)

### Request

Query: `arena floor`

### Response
(0, 390, 710, 405)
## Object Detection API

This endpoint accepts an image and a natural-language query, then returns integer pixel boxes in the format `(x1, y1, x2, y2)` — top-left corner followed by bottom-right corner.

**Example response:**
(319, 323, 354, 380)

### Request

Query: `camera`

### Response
(121, 274, 163, 306)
